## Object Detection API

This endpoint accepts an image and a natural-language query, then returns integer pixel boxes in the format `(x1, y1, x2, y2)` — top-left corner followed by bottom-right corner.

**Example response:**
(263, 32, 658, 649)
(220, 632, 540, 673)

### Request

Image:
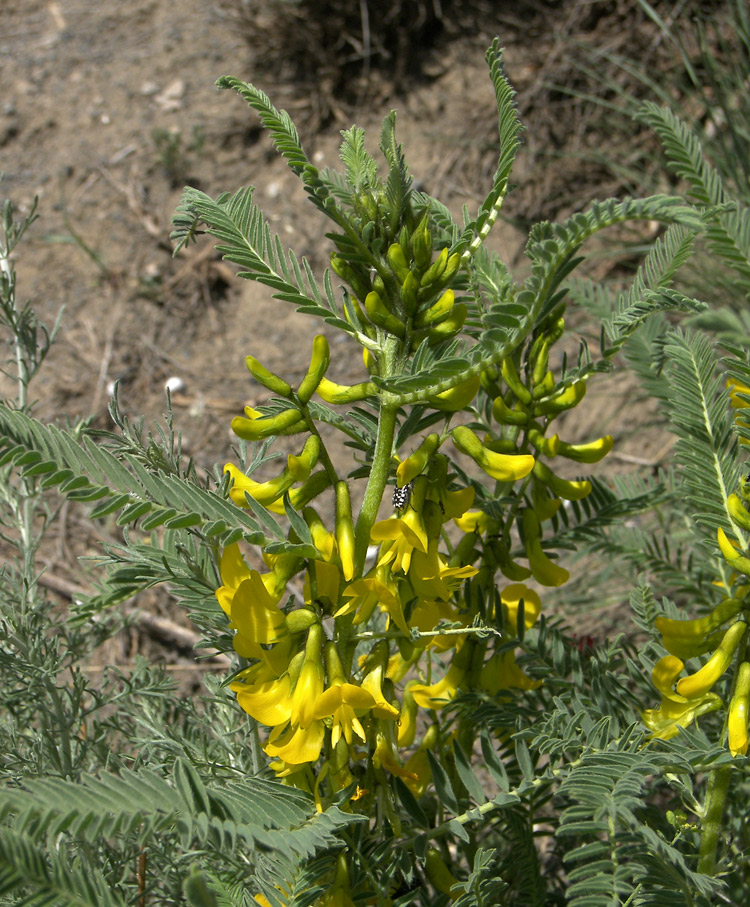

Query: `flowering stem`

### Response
(353, 337, 402, 575)
(354, 400, 398, 575)
(697, 765, 731, 875)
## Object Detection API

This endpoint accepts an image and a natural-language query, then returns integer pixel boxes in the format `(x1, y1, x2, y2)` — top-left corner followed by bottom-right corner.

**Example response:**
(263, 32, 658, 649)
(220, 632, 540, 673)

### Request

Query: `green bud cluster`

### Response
(330, 205, 464, 358)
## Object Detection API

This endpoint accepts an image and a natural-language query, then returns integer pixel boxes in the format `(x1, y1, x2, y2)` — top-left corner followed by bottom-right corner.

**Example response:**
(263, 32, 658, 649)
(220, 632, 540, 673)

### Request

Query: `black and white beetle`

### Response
(392, 481, 413, 514)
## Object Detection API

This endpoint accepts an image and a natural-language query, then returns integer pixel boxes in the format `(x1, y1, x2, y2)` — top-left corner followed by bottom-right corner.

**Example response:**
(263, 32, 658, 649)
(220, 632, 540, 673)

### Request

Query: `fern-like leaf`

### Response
(558, 746, 719, 906)
(339, 125, 377, 193)
(380, 111, 413, 236)
(662, 329, 741, 540)
(638, 102, 727, 208)
(0, 761, 363, 863)
(172, 186, 351, 332)
(608, 224, 704, 344)
(523, 196, 704, 328)
(0, 828, 127, 907)
(0, 406, 266, 545)
(639, 102, 750, 286)
(458, 39, 523, 260)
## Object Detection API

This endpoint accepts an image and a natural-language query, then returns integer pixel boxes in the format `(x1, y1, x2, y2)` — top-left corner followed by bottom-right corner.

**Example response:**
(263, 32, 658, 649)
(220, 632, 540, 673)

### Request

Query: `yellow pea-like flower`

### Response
(729, 661, 750, 756)
(428, 374, 481, 412)
(675, 621, 746, 699)
(451, 425, 534, 483)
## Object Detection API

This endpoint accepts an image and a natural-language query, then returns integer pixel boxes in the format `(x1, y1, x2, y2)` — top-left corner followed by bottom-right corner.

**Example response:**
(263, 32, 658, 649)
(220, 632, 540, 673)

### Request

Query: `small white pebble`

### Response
(165, 376, 186, 394)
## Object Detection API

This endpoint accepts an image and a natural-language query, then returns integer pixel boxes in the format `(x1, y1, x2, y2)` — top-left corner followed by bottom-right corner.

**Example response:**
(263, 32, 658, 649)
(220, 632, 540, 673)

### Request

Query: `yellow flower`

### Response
(408, 539, 451, 600)
(232, 673, 293, 726)
(642, 692, 722, 739)
(409, 538, 478, 601)
(261, 636, 297, 677)
(337, 571, 410, 636)
(224, 461, 293, 509)
(265, 719, 326, 765)
(727, 377, 750, 409)
(309, 641, 379, 749)
(335, 481, 356, 582)
(410, 660, 467, 709)
(387, 646, 423, 684)
(215, 543, 251, 618)
(214, 543, 288, 658)
(641, 654, 723, 739)
(371, 506, 429, 574)
(231, 646, 305, 728)
(397, 684, 419, 747)
(360, 663, 400, 720)
(454, 510, 491, 534)
(288, 623, 325, 730)
(396, 433, 441, 487)
(372, 727, 418, 781)
(303, 560, 341, 608)
(313, 682, 376, 748)
(291, 657, 325, 728)
(303, 506, 337, 562)
(409, 598, 461, 651)
(371, 477, 430, 572)
(501, 584, 542, 632)
(224, 438, 319, 509)
(229, 570, 287, 656)
(438, 485, 476, 521)
(479, 649, 542, 694)
(261, 551, 300, 598)
(403, 723, 440, 796)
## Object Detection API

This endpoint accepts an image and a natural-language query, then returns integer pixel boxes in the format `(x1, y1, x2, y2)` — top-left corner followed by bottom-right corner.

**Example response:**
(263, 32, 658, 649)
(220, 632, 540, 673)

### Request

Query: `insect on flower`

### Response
(392, 481, 413, 514)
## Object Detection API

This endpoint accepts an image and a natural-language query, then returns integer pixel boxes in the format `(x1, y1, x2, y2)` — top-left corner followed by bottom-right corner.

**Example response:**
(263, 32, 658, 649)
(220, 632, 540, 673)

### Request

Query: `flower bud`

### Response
(533, 380, 587, 416)
(315, 376, 375, 405)
(231, 406, 305, 440)
(419, 247, 448, 288)
(729, 661, 750, 756)
(335, 481, 356, 581)
(532, 460, 591, 501)
(451, 425, 535, 483)
(396, 433, 441, 487)
(387, 242, 411, 283)
(429, 374, 480, 412)
(244, 355, 293, 397)
(416, 288, 454, 327)
(676, 621, 746, 698)
(297, 334, 331, 404)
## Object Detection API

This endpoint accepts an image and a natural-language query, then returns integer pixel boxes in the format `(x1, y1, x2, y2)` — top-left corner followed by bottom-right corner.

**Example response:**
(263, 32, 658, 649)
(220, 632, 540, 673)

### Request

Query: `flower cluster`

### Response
(216, 377, 608, 800)
(643, 472, 750, 750)
(216, 465, 551, 798)
(212, 195, 616, 805)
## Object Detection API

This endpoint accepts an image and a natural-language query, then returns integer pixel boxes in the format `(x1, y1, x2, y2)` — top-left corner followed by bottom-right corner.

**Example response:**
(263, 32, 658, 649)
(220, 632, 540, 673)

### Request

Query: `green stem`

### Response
(697, 765, 732, 875)
(354, 400, 398, 574)
(352, 335, 402, 575)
